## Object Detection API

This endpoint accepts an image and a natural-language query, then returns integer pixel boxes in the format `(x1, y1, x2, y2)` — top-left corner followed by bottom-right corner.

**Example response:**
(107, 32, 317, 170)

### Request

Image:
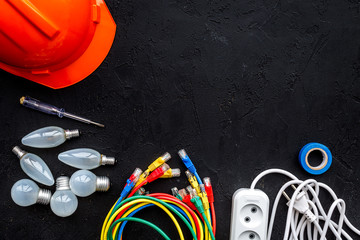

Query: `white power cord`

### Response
(250, 169, 360, 240)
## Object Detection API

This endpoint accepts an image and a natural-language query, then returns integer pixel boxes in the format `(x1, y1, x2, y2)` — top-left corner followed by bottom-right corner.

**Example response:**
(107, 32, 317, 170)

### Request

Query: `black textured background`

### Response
(1, 0, 360, 239)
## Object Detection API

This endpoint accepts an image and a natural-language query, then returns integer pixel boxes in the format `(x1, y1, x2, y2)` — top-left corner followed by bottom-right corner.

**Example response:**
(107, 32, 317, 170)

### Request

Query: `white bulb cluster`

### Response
(11, 126, 114, 217)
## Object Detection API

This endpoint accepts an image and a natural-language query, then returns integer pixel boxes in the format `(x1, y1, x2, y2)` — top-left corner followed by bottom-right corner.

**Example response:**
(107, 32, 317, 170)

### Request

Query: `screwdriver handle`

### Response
(20, 96, 65, 118)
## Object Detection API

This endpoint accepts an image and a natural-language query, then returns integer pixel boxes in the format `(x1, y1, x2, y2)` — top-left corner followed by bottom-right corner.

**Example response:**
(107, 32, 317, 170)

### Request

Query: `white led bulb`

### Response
(58, 148, 115, 169)
(12, 146, 55, 186)
(69, 170, 110, 197)
(50, 176, 78, 217)
(11, 179, 51, 207)
(22, 126, 79, 148)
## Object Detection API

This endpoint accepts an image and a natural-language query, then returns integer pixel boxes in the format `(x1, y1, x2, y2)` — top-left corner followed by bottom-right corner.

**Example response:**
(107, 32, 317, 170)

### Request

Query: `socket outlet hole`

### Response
(240, 204, 263, 227)
(239, 231, 260, 240)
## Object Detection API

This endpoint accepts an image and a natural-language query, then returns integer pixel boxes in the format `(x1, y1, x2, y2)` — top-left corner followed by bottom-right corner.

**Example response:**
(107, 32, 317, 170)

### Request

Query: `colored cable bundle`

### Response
(101, 150, 216, 240)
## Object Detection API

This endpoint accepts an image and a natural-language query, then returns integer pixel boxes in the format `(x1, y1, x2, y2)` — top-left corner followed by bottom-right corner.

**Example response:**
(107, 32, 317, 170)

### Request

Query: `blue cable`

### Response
(115, 180, 136, 207)
(178, 149, 203, 185)
(194, 172, 203, 185)
(117, 203, 191, 240)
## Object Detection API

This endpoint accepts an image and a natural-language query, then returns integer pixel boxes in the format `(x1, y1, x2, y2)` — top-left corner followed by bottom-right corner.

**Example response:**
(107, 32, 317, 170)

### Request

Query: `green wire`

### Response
(108, 196, 198, 240)
(107, 217, 170, 240)
(113, 204, 139, 240)
(201, 212, 216, 240)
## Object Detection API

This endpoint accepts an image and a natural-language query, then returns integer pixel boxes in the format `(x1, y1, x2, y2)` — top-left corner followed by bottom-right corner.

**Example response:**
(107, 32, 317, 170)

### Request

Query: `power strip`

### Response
(229, 188, 269, 240)
(231, 169, 360, 239)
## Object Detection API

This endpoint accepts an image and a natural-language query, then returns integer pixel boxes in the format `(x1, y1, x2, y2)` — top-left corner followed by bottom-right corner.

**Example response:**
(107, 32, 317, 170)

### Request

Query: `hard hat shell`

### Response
(0, 0, 116, 89)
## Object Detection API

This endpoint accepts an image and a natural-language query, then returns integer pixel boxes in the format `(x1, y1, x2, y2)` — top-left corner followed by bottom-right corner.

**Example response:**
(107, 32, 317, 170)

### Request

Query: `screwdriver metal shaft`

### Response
(20, 96, 104, 127)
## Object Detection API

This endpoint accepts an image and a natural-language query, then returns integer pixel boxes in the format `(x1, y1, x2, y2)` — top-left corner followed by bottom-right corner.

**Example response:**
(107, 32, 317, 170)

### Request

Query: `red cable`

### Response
(112, 192, 202, 240)
(149, 193, 202, 240)
(210, 202, 216, 235)
(113, 168, 166, 223)
(112, 181, 148, 224)
(127, 180, 147, 198)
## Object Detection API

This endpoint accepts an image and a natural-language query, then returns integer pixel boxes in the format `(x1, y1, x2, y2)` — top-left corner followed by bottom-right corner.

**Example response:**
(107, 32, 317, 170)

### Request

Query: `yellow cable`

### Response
(135, 153, 170, 187)
(160, 199, 201, 240)
(161, 199, 204, 240)
(101, 197, 119, 239)
(103, 199, 184, 240)
(102, 195, 204, 240)
(187, 174, 201, 194)
(204, 223, 209, 240)
(112, 202, 149, 239)
(108, 200, 182, 240)
(159, 168, 174, 178)
(113, 200, 204, 240)
(205, 209, 212, 240)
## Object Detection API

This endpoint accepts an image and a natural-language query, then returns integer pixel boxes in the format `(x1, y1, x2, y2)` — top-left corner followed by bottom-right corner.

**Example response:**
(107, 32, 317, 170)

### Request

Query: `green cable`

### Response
(201, 212, 216, 240)
(107, 217, 170, 240)
(113, 204, 140, 240)
(109, 196, 198, 240)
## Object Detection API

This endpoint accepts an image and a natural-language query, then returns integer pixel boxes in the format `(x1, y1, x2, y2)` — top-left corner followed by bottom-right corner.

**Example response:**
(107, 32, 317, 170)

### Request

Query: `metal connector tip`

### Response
(171, 187, 179, 196)
(37, 189, 51, 205)
(136, 187, 146, 195)
(199, 184, 206, 192)
(96, 176, 110, 192)
(12, 146, 26, 159)
(178, 149, 187, 159)
(64, 129, 80, 139)
(56, 176, 70, 191)
(187, 186, 198, 198)
(203, 177, 211, 186)
(161, 163, 170, 172)
(101, 155, 115, 165)
(282, 191, 291, 201)
(186, 185, 194, 193)
(132, 168, 143, 177)
(161, 152, 171, 162)
(178, 189, 187, 198)
(171, 168, 181, 177)
(185, 170, 193, 179)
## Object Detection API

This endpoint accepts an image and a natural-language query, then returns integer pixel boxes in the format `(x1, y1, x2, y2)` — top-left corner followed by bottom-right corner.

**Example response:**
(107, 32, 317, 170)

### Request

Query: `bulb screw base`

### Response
(12, 146, 26, 159)
(56, 176, 70, 190)
(101, 155, 115, 165)
(37, 189, 51, 205)
(64, 129, 80, 139)
(96, 176, 110, 192)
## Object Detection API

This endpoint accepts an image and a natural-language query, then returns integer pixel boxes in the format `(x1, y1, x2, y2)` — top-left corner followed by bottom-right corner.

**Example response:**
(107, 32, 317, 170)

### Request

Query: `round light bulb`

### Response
(11, 179, 51, 207)
(12, 146, 55, 186)
(58, 148, 115, 169)
(69, 170, 110, 197)
(22, 126, 79, 148)
(50, 176, 78, 217)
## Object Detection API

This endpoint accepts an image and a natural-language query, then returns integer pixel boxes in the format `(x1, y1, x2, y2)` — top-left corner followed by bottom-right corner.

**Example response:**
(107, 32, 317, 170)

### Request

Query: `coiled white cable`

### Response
(250, 169, 360, 240)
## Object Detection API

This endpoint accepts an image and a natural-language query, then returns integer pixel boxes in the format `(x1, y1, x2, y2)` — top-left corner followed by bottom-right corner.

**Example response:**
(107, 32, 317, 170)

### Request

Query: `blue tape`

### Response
(299, 142, 332, 175)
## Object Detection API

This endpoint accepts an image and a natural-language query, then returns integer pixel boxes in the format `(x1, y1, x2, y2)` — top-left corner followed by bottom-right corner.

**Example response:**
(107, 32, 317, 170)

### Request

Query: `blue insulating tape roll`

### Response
(299, 142, 332, 175)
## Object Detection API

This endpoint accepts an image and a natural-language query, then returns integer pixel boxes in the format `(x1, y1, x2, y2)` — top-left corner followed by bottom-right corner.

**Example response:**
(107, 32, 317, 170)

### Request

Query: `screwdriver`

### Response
(20, 96, 104, 128)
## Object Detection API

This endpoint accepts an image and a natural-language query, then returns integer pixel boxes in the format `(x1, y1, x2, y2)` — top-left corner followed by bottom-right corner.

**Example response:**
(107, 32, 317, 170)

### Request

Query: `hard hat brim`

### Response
(0, 0, 116, 89)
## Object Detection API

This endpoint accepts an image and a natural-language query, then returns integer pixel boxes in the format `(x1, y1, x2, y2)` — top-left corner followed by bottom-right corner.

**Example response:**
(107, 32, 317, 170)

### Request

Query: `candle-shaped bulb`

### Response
(58, 148, 115, 169)
(12, 146, 54, 186)
(22, 126, 79, 148)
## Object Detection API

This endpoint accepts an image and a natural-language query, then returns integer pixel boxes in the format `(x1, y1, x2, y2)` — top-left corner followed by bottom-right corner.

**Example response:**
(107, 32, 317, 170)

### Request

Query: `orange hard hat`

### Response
(0, 0, 116, 89)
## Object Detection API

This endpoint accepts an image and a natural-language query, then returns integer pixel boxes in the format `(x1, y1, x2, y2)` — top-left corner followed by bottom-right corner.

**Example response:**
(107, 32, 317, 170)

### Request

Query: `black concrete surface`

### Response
(1, 0, 360, 239)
